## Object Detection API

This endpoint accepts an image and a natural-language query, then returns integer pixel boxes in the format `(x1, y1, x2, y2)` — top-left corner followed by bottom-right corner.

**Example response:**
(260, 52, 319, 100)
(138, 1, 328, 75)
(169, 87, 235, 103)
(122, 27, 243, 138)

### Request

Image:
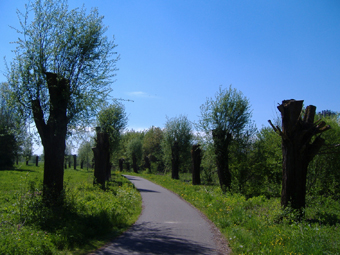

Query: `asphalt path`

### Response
(91, 175, 229, 255)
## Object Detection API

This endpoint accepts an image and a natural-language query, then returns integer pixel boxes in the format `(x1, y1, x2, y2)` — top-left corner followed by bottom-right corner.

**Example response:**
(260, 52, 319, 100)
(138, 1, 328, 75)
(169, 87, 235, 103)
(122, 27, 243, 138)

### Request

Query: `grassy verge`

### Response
(132, 171, 340, 255)
(0, 163, 142, 254)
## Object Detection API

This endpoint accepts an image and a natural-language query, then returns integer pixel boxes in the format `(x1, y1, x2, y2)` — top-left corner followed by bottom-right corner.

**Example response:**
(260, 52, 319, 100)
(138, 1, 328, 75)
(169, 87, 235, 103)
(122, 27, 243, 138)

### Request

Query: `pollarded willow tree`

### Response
(197, 85, 252, 192)
(162, 115, 193, 179)
(97, 102, 128, 154)
(6, 0, 119, 203)
(94, 102, 128, 186)
(269, 100, 331, 216)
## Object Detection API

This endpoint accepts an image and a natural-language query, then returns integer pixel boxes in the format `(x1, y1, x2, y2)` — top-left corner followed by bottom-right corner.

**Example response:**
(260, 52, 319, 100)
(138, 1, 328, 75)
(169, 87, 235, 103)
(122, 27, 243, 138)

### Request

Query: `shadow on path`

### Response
(123, 176, 140, 181)
(91, 222, 216, 255)
(137, 188, 160, 193)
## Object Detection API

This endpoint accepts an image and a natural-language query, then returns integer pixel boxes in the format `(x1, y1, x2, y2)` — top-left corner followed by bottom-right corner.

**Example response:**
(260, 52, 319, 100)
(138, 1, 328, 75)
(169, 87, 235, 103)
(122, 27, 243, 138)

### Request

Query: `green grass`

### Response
(0, 163, 142, 254)
(131, 171, 340, 255)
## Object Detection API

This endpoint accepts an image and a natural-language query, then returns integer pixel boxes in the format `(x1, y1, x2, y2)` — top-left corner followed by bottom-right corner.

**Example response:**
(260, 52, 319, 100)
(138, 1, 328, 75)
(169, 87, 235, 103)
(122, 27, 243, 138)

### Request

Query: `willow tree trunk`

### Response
(32, 72, 69, 205)
(132, 154, 138, 173)
(191, 144, 201, 185)
(171, 141, 180, 179)
(73, 155, 76, 170)
(212, 129, 232, 192)
(92, 131, 110, 189)
(270, 100, 330, 215)
(119, 158, 124, 172)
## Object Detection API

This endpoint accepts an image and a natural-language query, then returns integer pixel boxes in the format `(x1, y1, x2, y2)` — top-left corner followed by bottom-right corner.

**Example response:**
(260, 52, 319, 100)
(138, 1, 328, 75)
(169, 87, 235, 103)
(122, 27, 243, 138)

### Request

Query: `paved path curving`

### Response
(90, 175, 229, 255)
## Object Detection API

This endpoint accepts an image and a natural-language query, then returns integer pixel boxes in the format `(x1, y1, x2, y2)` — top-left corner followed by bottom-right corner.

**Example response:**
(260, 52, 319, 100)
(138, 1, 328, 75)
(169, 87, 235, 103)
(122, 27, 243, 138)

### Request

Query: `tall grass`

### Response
(135, 172, 340, 255)
(0, 163, 142, 254)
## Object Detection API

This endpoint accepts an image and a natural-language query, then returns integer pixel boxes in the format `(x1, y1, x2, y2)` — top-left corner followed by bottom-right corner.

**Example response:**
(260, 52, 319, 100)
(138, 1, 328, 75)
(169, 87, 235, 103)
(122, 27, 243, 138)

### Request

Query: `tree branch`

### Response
(31, 99, 46, 140)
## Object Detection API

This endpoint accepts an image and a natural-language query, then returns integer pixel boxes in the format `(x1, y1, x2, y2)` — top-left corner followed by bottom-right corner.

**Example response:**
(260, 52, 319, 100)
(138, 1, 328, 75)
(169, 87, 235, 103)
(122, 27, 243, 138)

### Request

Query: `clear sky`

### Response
(1, 0, 340, 142)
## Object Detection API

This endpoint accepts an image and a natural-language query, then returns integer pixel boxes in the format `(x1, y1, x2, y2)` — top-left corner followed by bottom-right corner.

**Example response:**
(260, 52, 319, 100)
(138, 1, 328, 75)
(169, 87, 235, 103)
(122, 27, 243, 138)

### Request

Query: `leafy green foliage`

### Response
(142, 126, 164, 172)
(127, 137, 143, 171)
(6, 0, 119, 125)
(142, 126, 163, 160)
(197, 85, 252, 137)
(0, 164, 141, 254)
(231, 126, 282, 198)
(162, 115, 193, 173)
(97, 102, 128, 154)
(307, 113, 340, 199)
(77, 139, 94, 169)
(0, 82, 27, 168)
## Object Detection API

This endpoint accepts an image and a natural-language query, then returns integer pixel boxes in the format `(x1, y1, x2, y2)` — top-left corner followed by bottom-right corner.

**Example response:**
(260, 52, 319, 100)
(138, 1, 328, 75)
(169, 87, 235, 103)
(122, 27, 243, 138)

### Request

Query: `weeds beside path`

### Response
(132, 172, 340, 255)
(0, 164, 142, 254)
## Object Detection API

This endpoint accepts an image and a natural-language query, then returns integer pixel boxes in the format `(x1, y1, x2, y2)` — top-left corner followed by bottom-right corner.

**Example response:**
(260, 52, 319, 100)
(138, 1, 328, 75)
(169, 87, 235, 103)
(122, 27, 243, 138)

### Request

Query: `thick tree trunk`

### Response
(269, 100, 331, 215)
(32, 72, 70, 205)
(212, 129, 232, 192)
(36, 156, 39, 167)
(43, 134, 66, 203)
(92, 131, 110, 188)
(132, 154, 138, 173)
(119, 158, 125, 172)
(171, 141, 179, 179)
(191, 144, 201, 185)
(73, 155, 76, 170)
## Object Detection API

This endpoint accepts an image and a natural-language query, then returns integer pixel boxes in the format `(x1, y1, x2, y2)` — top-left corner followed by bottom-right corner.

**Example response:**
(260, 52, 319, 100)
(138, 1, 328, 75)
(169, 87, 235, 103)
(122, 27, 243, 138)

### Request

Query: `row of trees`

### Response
(91, 89, 340, 217)
(80, 85, 340, 214)
(2, 0, 339, 216)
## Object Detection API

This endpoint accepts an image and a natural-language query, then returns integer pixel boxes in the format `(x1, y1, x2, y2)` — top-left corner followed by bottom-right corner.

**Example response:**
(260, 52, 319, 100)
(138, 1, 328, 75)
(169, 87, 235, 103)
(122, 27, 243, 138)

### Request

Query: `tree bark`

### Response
(119, 158, 124, 172)
(191, 144, 201, 185)
(270, 100, 331, 215)
(32, 72, 70, 205)
(92, 131, 110, 189)
(212, 129, 232, 192)
(171, 141, 180, 179)
(73, 155, 76, 170)
(132, 154, 138, 173)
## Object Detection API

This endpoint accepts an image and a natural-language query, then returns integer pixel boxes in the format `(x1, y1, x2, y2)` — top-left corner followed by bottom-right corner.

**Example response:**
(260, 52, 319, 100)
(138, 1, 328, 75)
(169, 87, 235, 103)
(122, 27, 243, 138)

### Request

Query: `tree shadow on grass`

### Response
(91, 221, 217, 255)
(0, 168, 36, 172)
(306, 212, 340, 226)
(27, 202, 128, 252)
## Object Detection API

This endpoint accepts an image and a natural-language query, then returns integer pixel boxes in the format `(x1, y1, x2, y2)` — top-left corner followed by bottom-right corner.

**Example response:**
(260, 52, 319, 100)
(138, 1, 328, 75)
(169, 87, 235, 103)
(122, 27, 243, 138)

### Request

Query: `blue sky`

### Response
(1, 0, 340, 137)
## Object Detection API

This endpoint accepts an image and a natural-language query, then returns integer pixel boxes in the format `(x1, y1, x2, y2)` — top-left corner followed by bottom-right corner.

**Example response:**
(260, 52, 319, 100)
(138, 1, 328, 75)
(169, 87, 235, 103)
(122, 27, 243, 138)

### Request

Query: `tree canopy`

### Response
(6, 0, 119, 126)
(162, 115, 193, 173)
(197, 85, 252, 137)
(97, 102, 128, 153)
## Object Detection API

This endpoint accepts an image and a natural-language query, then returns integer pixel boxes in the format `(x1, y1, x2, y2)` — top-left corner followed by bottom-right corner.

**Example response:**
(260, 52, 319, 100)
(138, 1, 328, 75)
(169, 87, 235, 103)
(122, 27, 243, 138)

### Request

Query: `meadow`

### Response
(1, 162, 339, 255)
(133, 172, 340, 255)
(0, 163, 142, 255)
